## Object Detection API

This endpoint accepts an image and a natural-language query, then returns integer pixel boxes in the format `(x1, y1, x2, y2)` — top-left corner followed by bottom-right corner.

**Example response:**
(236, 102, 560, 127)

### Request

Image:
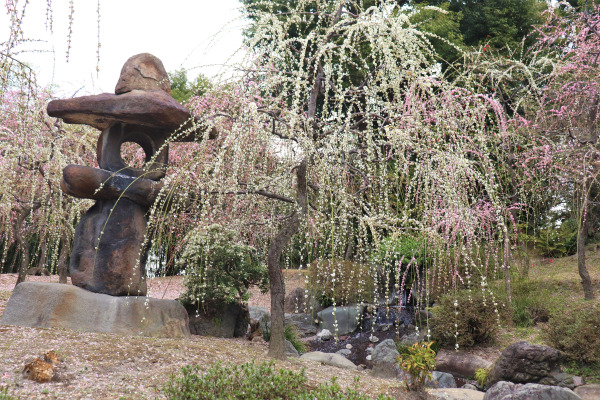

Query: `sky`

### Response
(1, 0, 246, 96)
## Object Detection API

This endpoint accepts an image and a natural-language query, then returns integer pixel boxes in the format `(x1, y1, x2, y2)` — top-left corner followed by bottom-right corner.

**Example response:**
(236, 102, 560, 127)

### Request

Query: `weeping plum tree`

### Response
(148, 0, 520, 359)
(528, 5, 600, 300)
(457, 3, 600, 300)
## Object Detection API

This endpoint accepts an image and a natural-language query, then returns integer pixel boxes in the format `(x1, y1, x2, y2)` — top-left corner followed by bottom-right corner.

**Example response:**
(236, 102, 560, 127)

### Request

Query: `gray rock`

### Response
(285, 313, 317, 337)
(186, 300, 248, 338)
(300, 351, 357, 370)
(317, 329, 332, 341)
(248, 306, 270, 332)
(371, 339, 402, 379)
(484, 381, 582, 400)
(462, 384, 478, 390)
(436, 350, 493, 379)
(285, 339, 299, 357)
(575, 384, 600, 400)
(429, 388, 485, 400)
(317, 305, 365, 336)
(249, 306, 270, 323)
(398, 331, 423, 346)
(1, 282, 190, 338)
(336, 349, 351, 357)
(427, 371, 458, 389)
(488, 341, 570, 387)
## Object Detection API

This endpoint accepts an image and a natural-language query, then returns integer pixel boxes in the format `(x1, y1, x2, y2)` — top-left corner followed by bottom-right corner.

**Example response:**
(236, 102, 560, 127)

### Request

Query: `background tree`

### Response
(169, 69, 212, 104)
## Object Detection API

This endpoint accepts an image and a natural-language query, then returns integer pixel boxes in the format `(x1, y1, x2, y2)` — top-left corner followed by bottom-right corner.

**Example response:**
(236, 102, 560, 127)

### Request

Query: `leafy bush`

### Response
(431, 288, 509, 348)
(396, 341, 437, 392)
(164, 361, 393, 400)
(475, 367, 490, 388)
(511, 279, 555, 327)
(521, 218, 578, 258)
(179, 224, 268, 305)
(306, 259, 374, 307)
(543, 301, 600, 364)
(370, 234, 431, 293)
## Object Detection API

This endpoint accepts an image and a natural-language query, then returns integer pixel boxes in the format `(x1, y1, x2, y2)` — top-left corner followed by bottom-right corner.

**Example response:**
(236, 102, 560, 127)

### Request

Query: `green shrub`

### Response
(306, 259, 375, 307)
(179, 224, 268, 305)
(431, 288, 509, 348)
(543, 301, 600, 364)
(370, 234, 431, 294)
(396, 341, 437, 392)
(521, 218, 578, 258)
(511, 280, 555, 327)
(164, 361, 393, 400)
(474, 367, 490, 388)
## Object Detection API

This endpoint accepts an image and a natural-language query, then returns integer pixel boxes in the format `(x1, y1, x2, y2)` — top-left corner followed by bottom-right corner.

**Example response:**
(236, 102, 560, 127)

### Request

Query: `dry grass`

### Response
(0, 254, 597, 399)
(0, 270, 405, 400)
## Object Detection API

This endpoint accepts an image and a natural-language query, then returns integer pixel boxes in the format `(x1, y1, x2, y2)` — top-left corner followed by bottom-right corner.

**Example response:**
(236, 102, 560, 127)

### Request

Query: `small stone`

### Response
(366, 347, 374, 354)
(462, 383, 478, 390)
(336, 349, 351, 357)
(317, 329, 333, 341)
(369, 335, 379, 343)
(366, 355, 372, 361)
(572, 376, 585, 387)
(346, 344, 353, 350)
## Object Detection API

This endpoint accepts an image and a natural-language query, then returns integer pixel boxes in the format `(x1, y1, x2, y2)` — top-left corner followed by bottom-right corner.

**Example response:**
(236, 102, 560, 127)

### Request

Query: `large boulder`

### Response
(1, 282, 190, 338)
(285, 313, 317, 337)
(436, 350, 493, 379)
(483, 381, 582, 400)
(575, 384, 600, 400)
(426, 371, 457, 389)
(317, 305, 365, 336)
(488, 341, 568, 387)
(371, 339, 402, 379)
(300, 351, 358, 370)
(185, 300, 248, 338)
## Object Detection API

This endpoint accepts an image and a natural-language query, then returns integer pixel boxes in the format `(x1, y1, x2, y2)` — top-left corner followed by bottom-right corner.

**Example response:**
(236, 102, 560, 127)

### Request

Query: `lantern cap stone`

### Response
(115, 53, 171, 95)
(46, 53, 217, 141)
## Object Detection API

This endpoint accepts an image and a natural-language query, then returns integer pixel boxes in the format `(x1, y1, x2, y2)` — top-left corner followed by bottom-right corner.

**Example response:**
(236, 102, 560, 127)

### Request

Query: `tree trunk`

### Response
(268, 160, 307, 359)
(14, 208, 31, 287)
(57, 232, 70, 284)
(578, 202, 595, 300)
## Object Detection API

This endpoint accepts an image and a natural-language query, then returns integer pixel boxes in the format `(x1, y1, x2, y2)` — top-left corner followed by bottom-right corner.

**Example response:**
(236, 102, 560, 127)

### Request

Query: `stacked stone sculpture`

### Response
(1, 53, 215, 338)
(47, 53, 216, 296)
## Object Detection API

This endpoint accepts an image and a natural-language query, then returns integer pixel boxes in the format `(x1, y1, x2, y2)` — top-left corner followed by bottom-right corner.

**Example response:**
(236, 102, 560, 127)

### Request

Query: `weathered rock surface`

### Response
(186, 301, 248, 338)
(1, 282, 190, 338)
(487, 341, 572, 388)
(285, 313, 317, 337)
(427, 371, 457, 389)
(483, 381, 582, 400)
(300, 351, 358, 370)
(429, 388, 485, 400)
(436, 350, 493, 379)
(62, 165, 164, 207)
(114, 53, 171, 95)
(285, 340, 300, 357)
(317, 305, 365, 336)
(371, 339, 402, 379)
(69, 198, 148, 296)
(574, 384, 600, 400)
